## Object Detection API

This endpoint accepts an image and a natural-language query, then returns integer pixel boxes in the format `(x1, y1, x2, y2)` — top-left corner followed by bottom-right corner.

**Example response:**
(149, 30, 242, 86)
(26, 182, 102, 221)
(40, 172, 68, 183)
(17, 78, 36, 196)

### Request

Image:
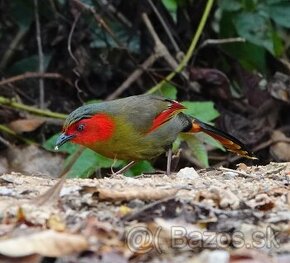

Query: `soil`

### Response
(0, 162, 290, 262)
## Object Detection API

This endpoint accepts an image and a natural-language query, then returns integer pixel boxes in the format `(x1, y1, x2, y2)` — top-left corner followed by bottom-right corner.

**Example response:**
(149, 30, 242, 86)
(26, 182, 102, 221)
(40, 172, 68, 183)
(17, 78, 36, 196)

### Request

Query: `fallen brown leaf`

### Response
(94, 187, 178, 202)
(270, 130, 290, 161)
(230, 248, 275, 263)
(8, 118, 45, 133)
(0, 230, 88, 257)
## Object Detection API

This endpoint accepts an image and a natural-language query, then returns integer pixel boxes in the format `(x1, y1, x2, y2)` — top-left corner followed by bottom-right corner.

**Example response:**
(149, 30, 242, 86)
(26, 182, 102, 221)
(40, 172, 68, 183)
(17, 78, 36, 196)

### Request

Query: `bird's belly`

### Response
(86, 137, 165, 161)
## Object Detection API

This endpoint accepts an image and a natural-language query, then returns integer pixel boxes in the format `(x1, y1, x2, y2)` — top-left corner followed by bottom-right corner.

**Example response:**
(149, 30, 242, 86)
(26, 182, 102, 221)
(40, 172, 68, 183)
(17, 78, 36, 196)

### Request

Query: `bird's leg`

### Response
(166, 147, 172, 175)
(114, 161, 136, 175)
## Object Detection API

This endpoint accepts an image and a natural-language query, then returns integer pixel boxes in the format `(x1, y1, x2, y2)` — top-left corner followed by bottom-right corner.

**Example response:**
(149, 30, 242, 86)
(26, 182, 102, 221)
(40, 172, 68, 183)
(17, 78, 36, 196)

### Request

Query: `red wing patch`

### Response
(147, 101, 186, 133)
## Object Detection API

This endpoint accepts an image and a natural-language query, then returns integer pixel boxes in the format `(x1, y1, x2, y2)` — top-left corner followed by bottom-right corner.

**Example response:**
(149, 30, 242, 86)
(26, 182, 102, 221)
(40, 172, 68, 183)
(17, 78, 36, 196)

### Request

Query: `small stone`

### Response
(176, 167, 199, 179)
(223, 171, 238, 179)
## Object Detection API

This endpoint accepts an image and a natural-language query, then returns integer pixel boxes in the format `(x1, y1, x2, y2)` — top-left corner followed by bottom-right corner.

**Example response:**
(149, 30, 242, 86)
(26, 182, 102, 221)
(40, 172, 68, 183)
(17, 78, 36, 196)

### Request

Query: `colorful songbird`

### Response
(55, 95, 255, 174)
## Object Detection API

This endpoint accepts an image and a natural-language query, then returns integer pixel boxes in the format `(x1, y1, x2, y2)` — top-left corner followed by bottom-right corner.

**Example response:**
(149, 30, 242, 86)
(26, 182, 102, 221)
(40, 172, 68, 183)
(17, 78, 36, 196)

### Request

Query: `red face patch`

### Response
(65, 113, 115, 145)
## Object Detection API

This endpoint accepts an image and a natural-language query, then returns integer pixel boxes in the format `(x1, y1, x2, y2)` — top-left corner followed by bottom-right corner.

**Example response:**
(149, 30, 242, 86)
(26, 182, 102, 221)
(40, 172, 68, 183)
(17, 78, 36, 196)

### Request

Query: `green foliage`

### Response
(217, 0, 290, 72)
(10, 0, 34, 30)
(180, 134, 209, 168)
(182, 101, 219, 122)
(161, 0, 178, 22)
(90, 21, 140, 53)
(153, 84, 178, 100)
(7, 54, 52, 75)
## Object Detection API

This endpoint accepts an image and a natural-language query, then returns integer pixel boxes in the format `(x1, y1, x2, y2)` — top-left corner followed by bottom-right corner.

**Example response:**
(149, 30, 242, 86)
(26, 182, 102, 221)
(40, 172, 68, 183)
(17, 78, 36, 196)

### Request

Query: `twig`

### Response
(0, 96, 67, 119)
(198, 37, 246, 49)
(0, 29, 27, 70)
(34, 0, 45, 109)
(147, 0, 180, 55)
(0, 124, 34, 145)
(72, 0, 123, 47)
(142, 13, 180, 72)
(147, 0, 214, 94)
(99, 0, 132, 28)
(0, 134, 12, 148)
(67, 11, 84, 103)
(0, 72, 73, 87)
(106, 54, 158, 100)
(218, 167, 256, 178)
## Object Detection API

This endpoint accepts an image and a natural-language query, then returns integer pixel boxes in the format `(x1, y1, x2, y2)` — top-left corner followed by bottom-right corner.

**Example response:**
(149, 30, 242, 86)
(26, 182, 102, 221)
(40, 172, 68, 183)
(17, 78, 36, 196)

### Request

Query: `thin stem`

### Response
(0, 96, 67, 119)
(147, 0, 214, 94)
(147, 0, 180, 54)
(0, 124, 34, 144)
(34, 0, 45, 109)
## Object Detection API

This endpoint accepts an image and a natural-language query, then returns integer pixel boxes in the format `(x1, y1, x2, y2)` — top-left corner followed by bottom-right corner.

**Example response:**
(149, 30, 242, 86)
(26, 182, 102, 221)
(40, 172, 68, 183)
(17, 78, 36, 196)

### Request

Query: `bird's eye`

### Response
(77, 124, 85, 132)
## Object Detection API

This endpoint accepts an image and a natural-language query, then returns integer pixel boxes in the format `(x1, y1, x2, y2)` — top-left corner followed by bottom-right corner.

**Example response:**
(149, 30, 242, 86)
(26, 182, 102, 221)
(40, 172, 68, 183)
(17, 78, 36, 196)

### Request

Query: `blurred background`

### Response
(0, 0, 290, 178)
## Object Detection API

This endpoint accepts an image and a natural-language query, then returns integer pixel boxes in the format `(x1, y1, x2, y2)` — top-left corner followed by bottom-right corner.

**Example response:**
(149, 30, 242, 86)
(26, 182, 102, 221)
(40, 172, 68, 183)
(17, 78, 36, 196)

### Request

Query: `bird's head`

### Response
(55, 106, 115, 150)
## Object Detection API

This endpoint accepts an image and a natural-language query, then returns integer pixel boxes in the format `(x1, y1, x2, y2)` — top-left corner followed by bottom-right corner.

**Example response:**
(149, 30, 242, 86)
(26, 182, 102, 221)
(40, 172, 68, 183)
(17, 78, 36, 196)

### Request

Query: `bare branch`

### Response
(147, 0, 181, 55)
(67, 11, 84, 103)
(34, 0, 45, 109)
(0, 72, 73, 87)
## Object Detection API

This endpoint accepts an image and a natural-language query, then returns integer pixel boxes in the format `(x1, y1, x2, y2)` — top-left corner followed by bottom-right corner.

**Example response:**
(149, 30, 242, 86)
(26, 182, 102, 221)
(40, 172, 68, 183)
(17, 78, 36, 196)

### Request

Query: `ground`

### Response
(0, 163, 290, 263)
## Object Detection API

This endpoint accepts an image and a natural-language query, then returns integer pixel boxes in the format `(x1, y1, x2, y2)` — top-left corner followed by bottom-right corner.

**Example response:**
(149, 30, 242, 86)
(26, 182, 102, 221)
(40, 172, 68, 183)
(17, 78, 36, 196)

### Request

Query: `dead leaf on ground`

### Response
(6, 145, 63, 177)
(268, 72, 290, 103)
(8, 118, 45, 133)
(270, 130, 290, 161)
(92, 187, 178, 202)
(230, 248, 275, 263)
(0, 254, 41, 263)
(0, 230, 88, 257)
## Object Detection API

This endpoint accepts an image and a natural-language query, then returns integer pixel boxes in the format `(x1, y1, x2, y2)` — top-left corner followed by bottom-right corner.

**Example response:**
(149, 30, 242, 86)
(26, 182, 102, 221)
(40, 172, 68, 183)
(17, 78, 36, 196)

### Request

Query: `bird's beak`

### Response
(55, 133, 75, 150)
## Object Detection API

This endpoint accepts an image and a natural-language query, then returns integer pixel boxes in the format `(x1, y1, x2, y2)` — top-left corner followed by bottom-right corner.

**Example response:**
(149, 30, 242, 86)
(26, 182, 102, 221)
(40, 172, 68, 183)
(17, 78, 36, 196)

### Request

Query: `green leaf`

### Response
(67, 149, 99, 178)
(161, 0, 177, 22)
(182, 101, 219, 122)
(268, 3, 290, 28)
(125, 161, 155, 177)
(172, 136, 182, 153)
(153, 83, 177, 100)
(181, 134, 209, 168)
(271, 27, 284, 56)
(67, 149, 122, 178)
(7, 54, 52, 75)
(10, 0, 34, 30)
(233, 12, 275, 54)
(90, 21, 140, 53)
(218, 0, 242, 11)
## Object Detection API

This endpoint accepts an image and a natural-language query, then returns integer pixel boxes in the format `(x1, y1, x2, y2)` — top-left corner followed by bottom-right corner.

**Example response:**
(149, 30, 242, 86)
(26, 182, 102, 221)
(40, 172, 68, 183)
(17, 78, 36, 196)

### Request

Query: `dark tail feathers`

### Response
(189, 118, 257, 160)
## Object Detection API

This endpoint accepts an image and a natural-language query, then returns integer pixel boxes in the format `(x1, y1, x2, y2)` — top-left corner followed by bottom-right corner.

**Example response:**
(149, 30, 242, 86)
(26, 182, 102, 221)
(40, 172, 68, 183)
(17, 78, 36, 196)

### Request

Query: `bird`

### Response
(55, 95, 256, 175)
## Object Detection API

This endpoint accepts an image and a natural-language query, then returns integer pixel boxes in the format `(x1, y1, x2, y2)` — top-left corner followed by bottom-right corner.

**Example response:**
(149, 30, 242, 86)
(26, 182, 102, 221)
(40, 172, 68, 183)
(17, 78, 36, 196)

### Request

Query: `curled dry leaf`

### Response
(0, 230, 88, 257)
(8, 118, 45, 133)
(268, 72, 290, 103)
(270, 130, 290, 161)
(94, 187, 178, 202)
